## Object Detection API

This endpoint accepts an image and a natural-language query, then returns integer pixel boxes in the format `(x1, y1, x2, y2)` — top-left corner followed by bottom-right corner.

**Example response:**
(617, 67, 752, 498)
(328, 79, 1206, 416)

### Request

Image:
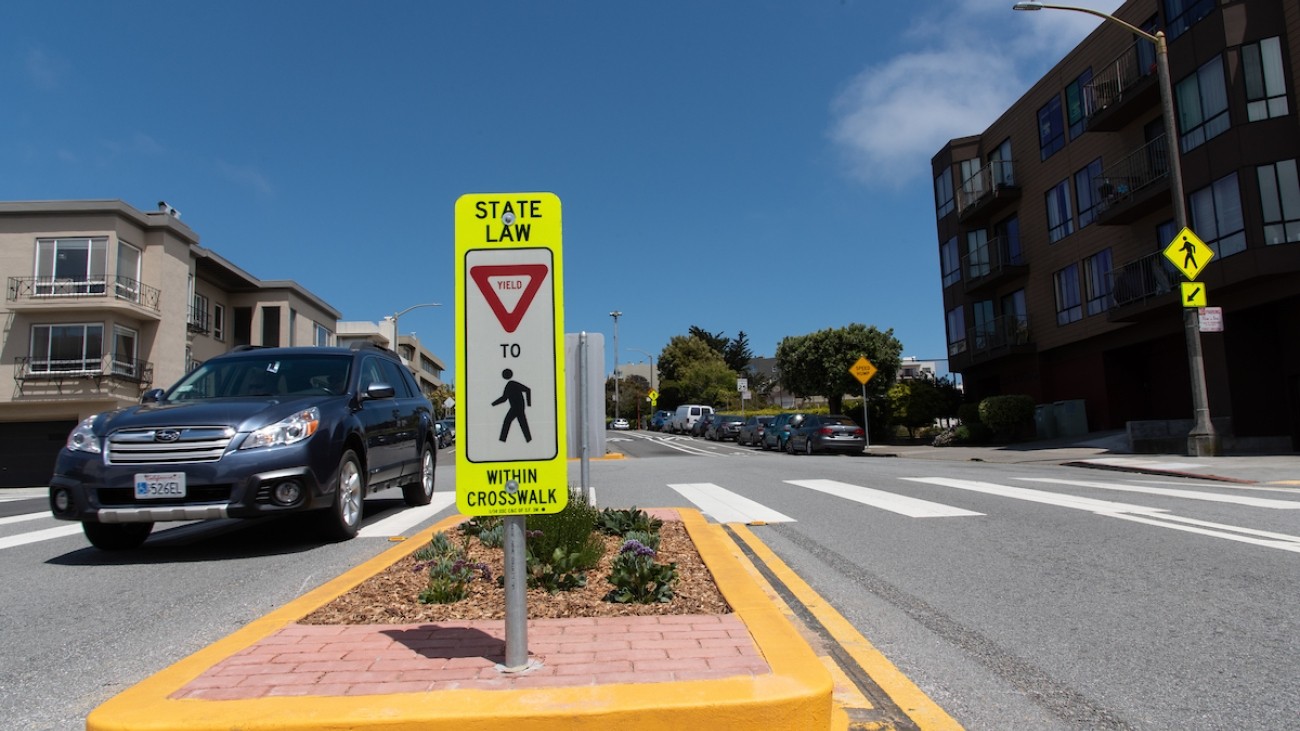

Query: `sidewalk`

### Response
(867, 431, 1300, 486)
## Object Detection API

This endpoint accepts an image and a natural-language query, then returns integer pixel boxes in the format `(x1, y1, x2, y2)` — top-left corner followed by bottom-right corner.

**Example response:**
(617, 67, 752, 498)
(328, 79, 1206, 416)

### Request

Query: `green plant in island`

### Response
(527, 546, 592, 593)
(605, 539, 678, 604)
(418, 556, 491, 604)
(414, 530, 462, 562)
(477, 523, 505, 549)
(596, 507, 663, 537)
(524, 488, 605, 572)
(623, 529, 660, 551)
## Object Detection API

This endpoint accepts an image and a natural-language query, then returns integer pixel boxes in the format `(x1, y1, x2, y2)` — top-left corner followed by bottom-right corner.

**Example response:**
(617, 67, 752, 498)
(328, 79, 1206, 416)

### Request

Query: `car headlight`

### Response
(66, 415, 102, 454)
(240, 408, 320, 450)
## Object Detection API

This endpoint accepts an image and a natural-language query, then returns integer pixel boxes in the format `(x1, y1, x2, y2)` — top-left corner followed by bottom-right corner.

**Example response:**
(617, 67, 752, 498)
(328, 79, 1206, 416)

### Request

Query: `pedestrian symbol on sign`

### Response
(492, 369, 533, 443)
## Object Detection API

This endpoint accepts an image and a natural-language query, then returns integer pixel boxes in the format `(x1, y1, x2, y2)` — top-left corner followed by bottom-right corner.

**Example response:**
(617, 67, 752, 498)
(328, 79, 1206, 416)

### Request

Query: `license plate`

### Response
(135, 472, 186, 499)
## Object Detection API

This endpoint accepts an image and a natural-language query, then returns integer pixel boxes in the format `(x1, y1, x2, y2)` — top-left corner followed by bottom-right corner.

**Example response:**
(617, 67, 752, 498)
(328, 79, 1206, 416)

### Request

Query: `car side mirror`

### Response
(364, 382, 396, 400)
(140, 388, 166, 404)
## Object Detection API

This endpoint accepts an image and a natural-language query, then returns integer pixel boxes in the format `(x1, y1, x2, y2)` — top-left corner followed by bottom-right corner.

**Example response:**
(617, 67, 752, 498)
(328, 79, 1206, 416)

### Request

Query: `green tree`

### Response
(657, 335, 718, 383)
(775, 324, 903, 414)
(675, 358, 737, 407)
(888, 379, 949, 438)
(722, 330, 753, 373)
(606, 374, 650, 422)
(687, 326, 729, 356)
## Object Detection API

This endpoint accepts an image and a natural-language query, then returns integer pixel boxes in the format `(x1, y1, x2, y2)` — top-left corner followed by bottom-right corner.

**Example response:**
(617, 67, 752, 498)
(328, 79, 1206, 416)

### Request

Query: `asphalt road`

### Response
(5, 434, 1298, 730)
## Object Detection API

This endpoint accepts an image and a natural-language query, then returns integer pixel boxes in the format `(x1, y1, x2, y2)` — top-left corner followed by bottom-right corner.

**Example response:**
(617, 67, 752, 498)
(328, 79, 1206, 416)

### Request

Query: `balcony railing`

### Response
(969, 314, 1030, 358)
(961, 235, 1027, 291)
(1094, 135, 1169, 216)
(1106, 250, 1179, 310)
(7, 276, 162, 311)
(956, 160, 1018, 220)
(1084, 42, 1151, 117)
(14, 354, 154, 394)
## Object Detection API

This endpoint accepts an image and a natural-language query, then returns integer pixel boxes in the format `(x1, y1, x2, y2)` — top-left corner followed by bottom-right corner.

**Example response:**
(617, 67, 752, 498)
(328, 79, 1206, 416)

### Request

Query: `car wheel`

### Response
(83, 521, 152, 550)
(805, 439, 814, 456)
(785, 438, 794, 454)
(402, 442, 436, 507)
(320, 449, 364, 541)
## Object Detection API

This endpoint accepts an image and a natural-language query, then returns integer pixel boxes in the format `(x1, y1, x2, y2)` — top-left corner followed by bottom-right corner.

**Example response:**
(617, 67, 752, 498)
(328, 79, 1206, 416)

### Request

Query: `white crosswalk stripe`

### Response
(667, 483, 796, 524)
(357, 493, 457, 537)
(784, 479, 983, 518)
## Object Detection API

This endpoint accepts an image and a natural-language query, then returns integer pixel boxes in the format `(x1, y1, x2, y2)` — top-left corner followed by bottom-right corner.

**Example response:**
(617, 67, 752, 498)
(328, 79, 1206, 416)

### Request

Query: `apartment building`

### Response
(932, 0, 1300, 450)
(0, 200, 342, 487)
(336, 321, 447, 400)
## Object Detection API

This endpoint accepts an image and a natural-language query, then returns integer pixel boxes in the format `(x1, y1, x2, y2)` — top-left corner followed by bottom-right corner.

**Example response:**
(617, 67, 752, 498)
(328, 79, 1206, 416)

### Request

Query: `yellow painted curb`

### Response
(88, 509, 834, 731)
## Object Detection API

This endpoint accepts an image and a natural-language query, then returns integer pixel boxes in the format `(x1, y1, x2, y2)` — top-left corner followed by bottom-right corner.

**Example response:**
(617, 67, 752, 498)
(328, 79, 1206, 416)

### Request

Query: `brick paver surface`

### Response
(172, 614, 768, 700)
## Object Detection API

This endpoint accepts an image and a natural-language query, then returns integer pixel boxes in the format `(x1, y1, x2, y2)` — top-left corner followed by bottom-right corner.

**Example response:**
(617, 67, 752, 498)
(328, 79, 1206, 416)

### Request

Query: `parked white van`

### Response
(671, 404, 713, 434)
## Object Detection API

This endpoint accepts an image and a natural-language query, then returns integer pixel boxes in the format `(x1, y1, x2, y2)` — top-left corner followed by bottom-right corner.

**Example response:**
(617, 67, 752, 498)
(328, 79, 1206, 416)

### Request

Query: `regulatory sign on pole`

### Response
(455, 193, 568, 516)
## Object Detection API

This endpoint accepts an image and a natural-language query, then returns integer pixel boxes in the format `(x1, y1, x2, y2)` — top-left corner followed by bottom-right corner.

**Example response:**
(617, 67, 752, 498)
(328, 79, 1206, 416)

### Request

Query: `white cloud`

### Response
(24, 46, 65, 90)
(829, 0, 1122, 188)
(216, 160, 275, 198)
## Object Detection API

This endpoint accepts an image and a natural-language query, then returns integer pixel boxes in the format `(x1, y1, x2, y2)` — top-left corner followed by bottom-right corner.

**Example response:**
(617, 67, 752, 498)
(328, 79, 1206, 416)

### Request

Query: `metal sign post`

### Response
(455, 192, 567, 672)
(850, 356, 877, 449)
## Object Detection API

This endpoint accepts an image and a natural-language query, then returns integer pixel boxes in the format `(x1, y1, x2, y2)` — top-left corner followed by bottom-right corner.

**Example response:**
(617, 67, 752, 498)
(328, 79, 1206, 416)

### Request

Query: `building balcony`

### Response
(1084, 42, 1160, 132)
(14, 354, 154, 396)
(1105, 250, 1180, 322)
(957, 160, 1020, 222)
(962, 235, 1028, 294)
(188, 305, 210, 334)
(949, 314, 1034, 371)
(6, 276, 163, 320)
(1094, 135, 1171, 225)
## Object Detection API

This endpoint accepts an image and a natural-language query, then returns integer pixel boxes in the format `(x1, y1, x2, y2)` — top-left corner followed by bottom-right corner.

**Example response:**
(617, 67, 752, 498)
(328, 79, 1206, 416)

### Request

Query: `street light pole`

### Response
(626, 347, 656, 391)
(385, 302, 443, 353)
(609, 311, 622, 422)
(1012, 2, 1217, 456)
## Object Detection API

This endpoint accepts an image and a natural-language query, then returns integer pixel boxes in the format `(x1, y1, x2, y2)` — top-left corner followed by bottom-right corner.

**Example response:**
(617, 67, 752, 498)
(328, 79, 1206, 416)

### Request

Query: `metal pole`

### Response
(579, 332, 592, 504)
(862, 382, 870, 449)
(610, 311, 621, 421)
(1155, 32, 1217, 456)
(502, 513, 529, 670)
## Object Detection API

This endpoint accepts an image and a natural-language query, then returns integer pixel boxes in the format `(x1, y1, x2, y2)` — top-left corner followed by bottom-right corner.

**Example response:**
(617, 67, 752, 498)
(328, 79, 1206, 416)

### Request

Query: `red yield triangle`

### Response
(470, 264, 549, 333)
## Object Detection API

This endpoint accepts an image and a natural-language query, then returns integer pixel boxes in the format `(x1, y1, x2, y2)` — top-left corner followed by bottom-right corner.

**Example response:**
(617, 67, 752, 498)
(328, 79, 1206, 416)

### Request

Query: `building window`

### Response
(261, 306, 281, 346)
(212, 303, 226, 341)
(946, 306, 966, 355)
(991, 138, 1015, 186)
(1065, 68, 1092, 139)
(289, 309, 297, 347)
(1176, 55, 1229, 154)
(189, 291, 210, 333)
(1038, 95, 1065, 160)
(966, 229, 990, 279)
(1053, 264, 1083, 325)
(1257, 160, 1300, 245)
(1164, 0, 1214, 41)
(1244, 37, 1289, 122)
(1074, 158, 1103, 228)
(116, 241, 142, 303)
(1046, 179, 1074, 243)
(993, 215, 1023, 265)
(1083, 248, 1114, 316)
(30, 323, 103, 373)
(972, 300, 995, 351)
(940, 237, 961, 288)
(1190, 172, 1246, 258)
(315, 323, 331, 347)
(35, 237, 107, 295)
(111, 325, 139, 378)
(935, 169, 954, 217)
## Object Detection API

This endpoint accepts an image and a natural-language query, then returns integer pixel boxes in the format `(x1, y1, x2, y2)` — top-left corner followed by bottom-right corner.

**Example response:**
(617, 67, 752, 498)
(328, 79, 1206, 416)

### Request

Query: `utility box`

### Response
(1053, 399, 1088, 438)
(1034, 404, 1058, 440)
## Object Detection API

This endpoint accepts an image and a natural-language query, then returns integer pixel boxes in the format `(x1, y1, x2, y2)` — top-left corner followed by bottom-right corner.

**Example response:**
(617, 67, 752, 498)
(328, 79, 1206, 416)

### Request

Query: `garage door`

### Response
(0, 421, 74, 488)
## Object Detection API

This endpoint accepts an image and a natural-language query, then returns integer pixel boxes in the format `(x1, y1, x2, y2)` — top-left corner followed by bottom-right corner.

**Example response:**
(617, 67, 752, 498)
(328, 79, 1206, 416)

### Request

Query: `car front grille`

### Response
(105, 426, 236, 465)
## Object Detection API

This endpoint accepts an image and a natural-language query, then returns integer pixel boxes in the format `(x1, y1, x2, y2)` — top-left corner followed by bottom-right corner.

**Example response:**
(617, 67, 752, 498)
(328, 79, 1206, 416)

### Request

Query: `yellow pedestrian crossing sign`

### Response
(1180, 282, 1207, 308)
(1163, 227, 1214, 281)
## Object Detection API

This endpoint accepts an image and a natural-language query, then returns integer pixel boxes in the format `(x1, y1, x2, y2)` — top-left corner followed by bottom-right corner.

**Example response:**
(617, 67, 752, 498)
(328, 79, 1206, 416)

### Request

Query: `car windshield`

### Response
(167, 355, 352, 401)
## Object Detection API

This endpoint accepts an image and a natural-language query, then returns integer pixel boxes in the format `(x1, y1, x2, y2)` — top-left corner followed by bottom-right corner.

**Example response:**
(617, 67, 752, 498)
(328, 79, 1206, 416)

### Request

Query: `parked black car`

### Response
(762, 412, 807, 452)
(788, 414, 866, 455)
(737, 415, 774, 447)
(48, 343, 438, 550)
(691, 411, 718, 437)
(705, 414, 746, 441)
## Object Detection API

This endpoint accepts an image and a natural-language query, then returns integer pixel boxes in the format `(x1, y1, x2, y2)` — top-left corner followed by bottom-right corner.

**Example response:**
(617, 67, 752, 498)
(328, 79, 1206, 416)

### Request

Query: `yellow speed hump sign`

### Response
(850, 356, 877, 385)
(454, 193, 567, 516)
(1163, 227, 1215, 281)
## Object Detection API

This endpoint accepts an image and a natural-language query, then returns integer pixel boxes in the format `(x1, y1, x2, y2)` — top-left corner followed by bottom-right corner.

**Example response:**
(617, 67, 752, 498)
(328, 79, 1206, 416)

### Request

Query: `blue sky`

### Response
(2, 1, 1117, 383)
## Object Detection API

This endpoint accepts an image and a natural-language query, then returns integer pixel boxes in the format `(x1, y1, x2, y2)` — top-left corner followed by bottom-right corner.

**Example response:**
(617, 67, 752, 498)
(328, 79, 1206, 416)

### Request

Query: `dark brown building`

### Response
(932, 0, 1299, 451)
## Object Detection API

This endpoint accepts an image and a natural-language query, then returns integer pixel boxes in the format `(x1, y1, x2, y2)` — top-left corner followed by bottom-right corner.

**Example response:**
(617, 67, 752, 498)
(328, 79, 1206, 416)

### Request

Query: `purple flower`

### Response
(619, 539, 656, 558)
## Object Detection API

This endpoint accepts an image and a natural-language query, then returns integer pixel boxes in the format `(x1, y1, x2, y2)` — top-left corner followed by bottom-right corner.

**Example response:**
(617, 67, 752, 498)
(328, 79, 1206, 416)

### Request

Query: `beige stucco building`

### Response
(0, 200, 342, 487)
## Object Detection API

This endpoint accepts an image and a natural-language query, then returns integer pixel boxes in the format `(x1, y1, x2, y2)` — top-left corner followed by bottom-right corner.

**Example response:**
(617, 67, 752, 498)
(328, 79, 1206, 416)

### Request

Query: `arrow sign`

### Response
(1181, 281, 1207, 308)
(470, 264, 548, 333)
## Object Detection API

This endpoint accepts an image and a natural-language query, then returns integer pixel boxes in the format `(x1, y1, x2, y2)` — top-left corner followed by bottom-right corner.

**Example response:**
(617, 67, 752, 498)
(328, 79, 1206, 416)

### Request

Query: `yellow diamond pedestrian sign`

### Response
(1163, 227, 1214, 281)
(850, 356, 877, 385)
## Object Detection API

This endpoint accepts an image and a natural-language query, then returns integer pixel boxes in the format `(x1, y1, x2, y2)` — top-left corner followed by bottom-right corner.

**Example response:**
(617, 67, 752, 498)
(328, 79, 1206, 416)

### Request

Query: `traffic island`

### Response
(86, 509, 835, 731)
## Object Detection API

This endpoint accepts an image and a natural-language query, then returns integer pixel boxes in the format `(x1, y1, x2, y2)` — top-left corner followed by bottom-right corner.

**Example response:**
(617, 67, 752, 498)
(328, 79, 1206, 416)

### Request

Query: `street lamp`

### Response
(609, 311, 622, 421)
(1012, 2, 1217, 456)
(385, 302, 443, 353)
(626, 347, 656, 392)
